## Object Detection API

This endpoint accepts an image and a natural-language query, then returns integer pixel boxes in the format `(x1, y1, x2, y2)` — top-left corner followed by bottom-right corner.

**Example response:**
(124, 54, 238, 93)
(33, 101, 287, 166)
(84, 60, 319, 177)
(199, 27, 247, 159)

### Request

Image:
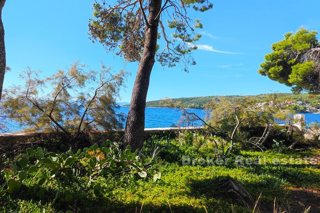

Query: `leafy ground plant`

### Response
(1, 141, 161, 211)
(1, 138, 320, 212)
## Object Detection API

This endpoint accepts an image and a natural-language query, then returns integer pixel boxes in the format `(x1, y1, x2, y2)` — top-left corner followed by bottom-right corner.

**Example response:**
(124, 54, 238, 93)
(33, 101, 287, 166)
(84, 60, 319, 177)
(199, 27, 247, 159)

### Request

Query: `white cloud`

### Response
(196, 44, 240, 55)
(200, 31, 218, 40)
(196, 44, 215, 51)
(186, 42, 240, 55)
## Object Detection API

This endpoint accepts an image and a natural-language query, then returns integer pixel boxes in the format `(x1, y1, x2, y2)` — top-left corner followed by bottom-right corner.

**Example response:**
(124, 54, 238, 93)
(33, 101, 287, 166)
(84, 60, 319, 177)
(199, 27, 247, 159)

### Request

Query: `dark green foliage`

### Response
(259, 28, 320, 93)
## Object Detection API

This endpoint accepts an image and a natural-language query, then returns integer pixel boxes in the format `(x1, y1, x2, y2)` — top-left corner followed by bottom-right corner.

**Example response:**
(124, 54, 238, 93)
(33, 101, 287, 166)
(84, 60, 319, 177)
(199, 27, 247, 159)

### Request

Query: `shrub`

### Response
(1, 64, 125, 146)
(1, 141, 161, 206)
(205, 95, 302, 151)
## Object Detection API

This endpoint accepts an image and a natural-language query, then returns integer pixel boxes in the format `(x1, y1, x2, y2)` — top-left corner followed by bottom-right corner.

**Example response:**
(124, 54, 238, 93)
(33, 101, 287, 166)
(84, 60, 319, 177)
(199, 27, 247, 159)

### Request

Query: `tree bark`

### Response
(0, 0, 6, 100)
(124, 0, 162, 150)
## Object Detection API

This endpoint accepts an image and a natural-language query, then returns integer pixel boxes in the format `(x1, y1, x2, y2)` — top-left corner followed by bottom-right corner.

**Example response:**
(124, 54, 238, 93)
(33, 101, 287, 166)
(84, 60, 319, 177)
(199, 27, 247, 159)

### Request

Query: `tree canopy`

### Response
(89, 0, 213, 70)
(259, 28, 320, 93)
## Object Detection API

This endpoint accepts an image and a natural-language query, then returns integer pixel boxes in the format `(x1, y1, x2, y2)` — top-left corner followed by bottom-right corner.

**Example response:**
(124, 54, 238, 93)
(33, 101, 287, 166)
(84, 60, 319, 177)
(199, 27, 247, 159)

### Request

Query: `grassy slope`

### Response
(1, 146, 320, 212)
(115, 149, 320, 212)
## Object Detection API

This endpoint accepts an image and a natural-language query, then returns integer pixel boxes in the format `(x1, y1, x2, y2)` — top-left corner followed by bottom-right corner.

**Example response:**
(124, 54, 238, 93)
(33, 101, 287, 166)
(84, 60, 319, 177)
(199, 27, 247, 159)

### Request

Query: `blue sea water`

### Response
(117, 107, 208, 128)
(276, 113, 320, 126)
(304, 112, 320, 125)
(2, 107, 320, 133)
(0, 107, 208, 133)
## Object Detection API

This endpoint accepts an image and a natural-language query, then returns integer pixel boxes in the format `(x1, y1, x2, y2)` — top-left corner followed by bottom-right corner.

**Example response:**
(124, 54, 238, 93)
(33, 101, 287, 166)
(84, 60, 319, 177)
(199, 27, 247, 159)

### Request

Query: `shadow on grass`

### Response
(248, 164, 320, 188)
(244, 164, 320, 212)
(187, 174, 296, 213)
(184, 161, 320, 212)
(6, 184, 210, 212)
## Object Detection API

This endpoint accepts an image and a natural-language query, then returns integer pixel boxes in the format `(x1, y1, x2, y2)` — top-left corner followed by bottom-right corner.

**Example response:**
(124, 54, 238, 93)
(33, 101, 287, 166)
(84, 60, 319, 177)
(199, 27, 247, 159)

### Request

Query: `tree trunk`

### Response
(124, 0, 162, 150)
(0, 0, 6, 100)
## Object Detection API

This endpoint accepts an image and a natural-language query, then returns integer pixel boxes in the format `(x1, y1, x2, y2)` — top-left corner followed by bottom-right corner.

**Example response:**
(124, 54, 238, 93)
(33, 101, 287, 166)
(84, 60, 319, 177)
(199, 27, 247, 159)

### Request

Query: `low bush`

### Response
(1, 141, 161, 211)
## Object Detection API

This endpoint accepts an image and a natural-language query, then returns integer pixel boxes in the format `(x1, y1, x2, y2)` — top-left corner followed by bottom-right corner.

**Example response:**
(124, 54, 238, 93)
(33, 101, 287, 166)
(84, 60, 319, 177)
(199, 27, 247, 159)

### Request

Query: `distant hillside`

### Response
(147, 96, 242, 108)
(146, 93, 320, 109)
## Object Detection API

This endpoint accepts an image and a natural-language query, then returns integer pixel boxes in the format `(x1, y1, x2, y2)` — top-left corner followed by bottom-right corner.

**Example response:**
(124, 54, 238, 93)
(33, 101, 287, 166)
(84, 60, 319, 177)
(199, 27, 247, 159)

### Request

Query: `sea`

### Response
(0, 106, 207, 133)
(1, 106, 320, 133)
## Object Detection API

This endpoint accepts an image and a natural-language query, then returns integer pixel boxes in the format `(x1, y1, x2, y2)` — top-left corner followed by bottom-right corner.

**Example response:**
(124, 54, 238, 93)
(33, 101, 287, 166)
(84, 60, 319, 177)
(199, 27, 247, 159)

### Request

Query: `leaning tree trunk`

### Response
(124, 0, 162, 150)
(0, 0, 6, 100)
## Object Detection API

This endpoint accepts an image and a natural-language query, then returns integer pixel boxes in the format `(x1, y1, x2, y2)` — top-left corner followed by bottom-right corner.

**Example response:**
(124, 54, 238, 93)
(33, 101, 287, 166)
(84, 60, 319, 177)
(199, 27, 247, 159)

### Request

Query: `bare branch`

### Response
(182, 110, 229, 139)
(159, 21, 173, 52)
(49, 77, 75, 118)
(138, 0, 150, 27)
(231, 114, 240, 141)
(247, 124, 272, 151)
(77, 77, 108, 136)
(154, 0, 169, 21)
(225, 114, 241, 156)
(144, 146, 160, 167)
(25, 79, 71, 137)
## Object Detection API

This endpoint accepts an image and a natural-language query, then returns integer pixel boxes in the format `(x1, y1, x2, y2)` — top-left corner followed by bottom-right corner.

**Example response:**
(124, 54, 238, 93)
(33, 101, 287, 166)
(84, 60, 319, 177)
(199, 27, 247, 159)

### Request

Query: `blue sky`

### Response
(3, 0, 320, 102)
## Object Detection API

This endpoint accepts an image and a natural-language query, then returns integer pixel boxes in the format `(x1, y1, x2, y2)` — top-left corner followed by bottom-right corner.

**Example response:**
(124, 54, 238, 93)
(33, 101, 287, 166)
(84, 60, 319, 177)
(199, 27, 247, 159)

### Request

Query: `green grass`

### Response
(112, 156, 320, 211)
(1, 139, 319, 212)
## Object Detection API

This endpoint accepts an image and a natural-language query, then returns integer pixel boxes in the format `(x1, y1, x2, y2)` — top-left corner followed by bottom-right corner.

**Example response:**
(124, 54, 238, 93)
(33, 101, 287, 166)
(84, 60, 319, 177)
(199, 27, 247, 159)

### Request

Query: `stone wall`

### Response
(0, 127, 203, 153)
